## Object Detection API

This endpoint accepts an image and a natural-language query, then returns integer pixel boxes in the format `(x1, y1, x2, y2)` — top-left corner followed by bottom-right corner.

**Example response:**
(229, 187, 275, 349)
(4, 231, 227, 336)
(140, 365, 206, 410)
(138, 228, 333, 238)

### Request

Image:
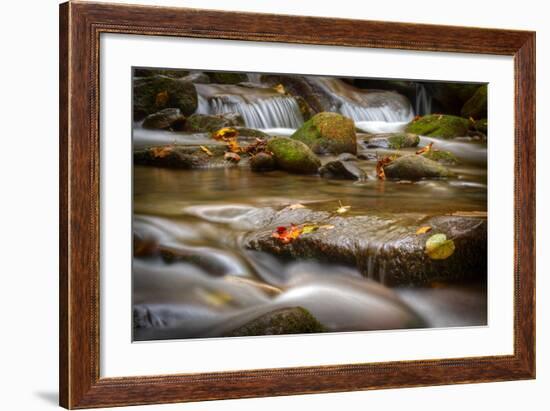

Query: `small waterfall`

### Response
(415, 83, 432, 116)
(207, 95, 304, 129)
(306, 77, 414, 123)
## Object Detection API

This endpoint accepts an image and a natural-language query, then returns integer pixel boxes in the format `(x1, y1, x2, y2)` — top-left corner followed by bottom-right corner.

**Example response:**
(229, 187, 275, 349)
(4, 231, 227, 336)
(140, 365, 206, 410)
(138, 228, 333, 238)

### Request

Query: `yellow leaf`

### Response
(199, 145, 213, 156)
(212, 127, 238, 141)
(451, 210, 487, 218)
(335, 200, 351, 214)
(318, 224, 335, 230)
(273, 84, 286, 94)
(416, 226, 432, 235)
(425, 234, 455, 260)
(301, 225, 319, 235)
(226, 138, 241, 153)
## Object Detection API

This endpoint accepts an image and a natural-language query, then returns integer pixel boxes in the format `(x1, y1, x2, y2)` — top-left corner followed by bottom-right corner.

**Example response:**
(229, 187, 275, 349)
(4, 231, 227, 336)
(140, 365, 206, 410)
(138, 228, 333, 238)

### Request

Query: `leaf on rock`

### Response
(273, 84, 286, 94)
(271, 224, 302, 244)
(416, 226, 432, 235)
(376, 156, 393, 180)
(318, 224, 335, 230)
(199, 145, 213, 156)
(150, 146, 173, 159)
(425, 233, 455, 260)
(243, 138, 268, 155)
(301, 225, 319, 235)
(226, 138, 241, 153)
(416, 142, 434, 155)
(155, 90, 169, 107)
(212, 127, 239, 141)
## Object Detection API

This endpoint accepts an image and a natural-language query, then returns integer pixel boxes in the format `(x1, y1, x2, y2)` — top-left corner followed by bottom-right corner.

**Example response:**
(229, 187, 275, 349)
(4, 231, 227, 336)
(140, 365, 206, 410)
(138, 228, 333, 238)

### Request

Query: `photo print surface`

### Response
(132, 68, 488, 341)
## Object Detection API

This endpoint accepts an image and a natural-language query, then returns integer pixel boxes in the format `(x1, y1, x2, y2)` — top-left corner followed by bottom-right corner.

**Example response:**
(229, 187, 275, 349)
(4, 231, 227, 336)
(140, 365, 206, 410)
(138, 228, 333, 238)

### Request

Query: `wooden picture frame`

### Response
(59, 1, 535, 408)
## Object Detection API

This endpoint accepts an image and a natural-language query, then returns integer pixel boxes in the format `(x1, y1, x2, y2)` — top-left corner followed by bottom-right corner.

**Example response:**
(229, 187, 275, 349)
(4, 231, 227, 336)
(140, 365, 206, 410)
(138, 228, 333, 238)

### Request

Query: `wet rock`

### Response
(472, 118, 488, 134)
(233, 127, 270, 139)
(291, 112, 357, 155)
(363, 132, 420, 149)
(244, 208, 487, 286)
(461, 85, 487, 119)
(337, 153, 358, 162)
(406, 114, 470, 139)
(267, 137, 321, 174)
(260, 74, 329, 114)
(181, 71, 210, 84)
(250, 152, 276, 172)
(133, 231, 158, 257)
(133, 75, 198, 120)
(225, 307, 326, 337)
(357, 151, 378, 161)
(421, 150, 459, 165)
(424, 83, 480, 115)
(134, 144, 237, 169)
(383, 155, 452, 180)
(184, 113, 244, 132)
(319, 160, 367, 180)
(142, 108, 186, 130)
(205, 71, 248, 84)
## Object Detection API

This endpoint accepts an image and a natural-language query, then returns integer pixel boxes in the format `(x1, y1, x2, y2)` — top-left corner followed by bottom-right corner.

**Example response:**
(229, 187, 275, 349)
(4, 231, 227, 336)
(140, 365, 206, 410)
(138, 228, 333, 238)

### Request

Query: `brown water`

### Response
(133, 135, 487, 341)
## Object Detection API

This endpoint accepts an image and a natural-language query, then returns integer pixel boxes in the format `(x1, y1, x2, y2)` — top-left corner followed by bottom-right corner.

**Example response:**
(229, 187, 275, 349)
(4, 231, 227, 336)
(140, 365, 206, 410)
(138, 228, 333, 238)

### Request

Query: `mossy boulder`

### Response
(133, 75, 197, 120)
(383, 154, 452, 180)
(225, 307, 326, 337)
(267, 137, 321, 174)
(206, 72, 248, 84)
(142, 108, 186, 130)
(406, 114, 470, 139)
(291, 112, 357, 155)
(422, 150, 459, 165)
(364, 133, 420, 149)
(184, 113, 244, 133)
(461, 85, 487, 119)
(232, 127, 270, 139)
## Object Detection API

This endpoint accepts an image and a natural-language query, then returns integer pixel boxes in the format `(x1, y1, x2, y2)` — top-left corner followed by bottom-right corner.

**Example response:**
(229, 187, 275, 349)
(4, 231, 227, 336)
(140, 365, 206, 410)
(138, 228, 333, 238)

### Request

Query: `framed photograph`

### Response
(59, 2, 535, 408)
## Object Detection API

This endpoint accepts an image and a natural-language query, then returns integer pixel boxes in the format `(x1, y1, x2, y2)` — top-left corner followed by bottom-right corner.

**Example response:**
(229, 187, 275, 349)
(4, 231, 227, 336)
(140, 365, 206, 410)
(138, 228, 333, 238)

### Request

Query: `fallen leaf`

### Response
(416, 142, 434, 155)
(425, 233, 455, 260)
(224, 152, 241, 163)
(212, 127, 239, 141)
(243, 138, 268, 155)
(288, 203, 306, 210)
(336, 200, 351, 214)
(150, 146, 173, 159)
(376, 156, 393, 180)
(199, 145, 213, 156)
(271, 224, 302, 244)
(226, 138, 241, 153)
(273, 84, 286, 94)
(318, 224, 335, 230)
(155, 90, 169, 107)
(199, 289, 233, 306)
(469, 116, 475, 123)
(301, 225, 319, 235)
(438, 114, 443, 120)
(416, 226, 432, 235)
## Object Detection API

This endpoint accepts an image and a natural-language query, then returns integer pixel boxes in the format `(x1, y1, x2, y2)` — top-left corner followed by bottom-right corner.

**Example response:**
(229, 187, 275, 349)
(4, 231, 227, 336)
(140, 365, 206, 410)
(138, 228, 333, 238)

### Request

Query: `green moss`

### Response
(405, 114, 470, 139)
(384, 154, 453, 180)
(388, 133, 420, 149)
(422, 150, 459, 165)
(473, 118, 488, 134)
(226, 307, 327, 337)
(267, 137, 321, 174)
(291, 112, 356, 154)
(461, 85, 488, 119)
(206, 72, 248, 84)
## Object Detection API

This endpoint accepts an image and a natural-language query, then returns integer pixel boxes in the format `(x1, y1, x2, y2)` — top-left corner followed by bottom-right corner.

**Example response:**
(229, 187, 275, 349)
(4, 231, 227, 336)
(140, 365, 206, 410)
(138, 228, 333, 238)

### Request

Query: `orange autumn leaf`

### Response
(273, 84, 286, 94)
(271, 224, 303, 244)
(416, 226, 432, 235)
(155, 90, 169, 107)
(226, 138, 241, 153)
(150, 146, 173, 159)
(376, 156, 393, 180)
(416, 142, 434, 155)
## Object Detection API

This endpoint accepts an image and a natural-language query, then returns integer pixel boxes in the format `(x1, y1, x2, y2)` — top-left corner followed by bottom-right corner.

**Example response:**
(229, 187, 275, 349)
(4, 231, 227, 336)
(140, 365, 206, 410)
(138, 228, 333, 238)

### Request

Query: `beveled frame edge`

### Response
(59, 1, 535, 409)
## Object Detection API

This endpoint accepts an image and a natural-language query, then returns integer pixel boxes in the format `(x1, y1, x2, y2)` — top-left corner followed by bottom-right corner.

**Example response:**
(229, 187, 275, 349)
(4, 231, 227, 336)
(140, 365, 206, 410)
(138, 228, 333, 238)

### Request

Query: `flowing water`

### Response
(133, 75, 487, 341)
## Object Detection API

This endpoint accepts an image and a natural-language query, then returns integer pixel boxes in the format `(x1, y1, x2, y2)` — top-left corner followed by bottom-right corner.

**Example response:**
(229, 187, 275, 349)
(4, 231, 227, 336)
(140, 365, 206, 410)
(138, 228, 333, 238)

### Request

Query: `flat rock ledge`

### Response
(244, 208, 486, 286)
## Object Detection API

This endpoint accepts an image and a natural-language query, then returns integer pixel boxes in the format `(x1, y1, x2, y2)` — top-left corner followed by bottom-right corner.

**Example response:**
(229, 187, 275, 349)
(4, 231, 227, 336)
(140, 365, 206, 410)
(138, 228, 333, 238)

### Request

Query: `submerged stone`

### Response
(319, 160, 367, 180)
(363, 133, 420, 149)
(142, 108, 186, 130)
(250, 152, 276, 172)
(134, 144, 236, 169)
